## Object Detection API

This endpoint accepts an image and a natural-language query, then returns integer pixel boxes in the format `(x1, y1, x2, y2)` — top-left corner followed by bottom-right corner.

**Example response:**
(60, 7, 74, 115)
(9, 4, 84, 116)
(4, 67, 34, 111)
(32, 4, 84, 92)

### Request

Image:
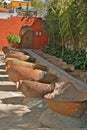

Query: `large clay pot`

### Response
(2, 46, 36, 63)
(2, 46, 19, 54)
(44, 82, 87, 118)
(68, 71, 87, 83)
(44, 99, 87, 118)
(6, 66, 57, 83)
(5, 51, 36, 63)
(2, 46, 30, 55)
(58, 63, 74, 72)
(17, 80, 55, 98)
(5, 58, 48, 71)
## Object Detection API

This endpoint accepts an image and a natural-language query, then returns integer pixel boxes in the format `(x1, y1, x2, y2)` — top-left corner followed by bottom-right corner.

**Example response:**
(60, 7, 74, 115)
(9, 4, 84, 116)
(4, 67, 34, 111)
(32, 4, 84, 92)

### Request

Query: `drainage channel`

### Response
(24, 49, 87, 92)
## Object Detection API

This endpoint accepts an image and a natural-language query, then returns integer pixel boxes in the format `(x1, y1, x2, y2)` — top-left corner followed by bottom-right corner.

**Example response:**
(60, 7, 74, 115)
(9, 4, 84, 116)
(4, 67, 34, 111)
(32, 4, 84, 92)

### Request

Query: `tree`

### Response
(32, 0, 45, 13)
(45, 0, 53, 6)
(43, 0, 87, 50)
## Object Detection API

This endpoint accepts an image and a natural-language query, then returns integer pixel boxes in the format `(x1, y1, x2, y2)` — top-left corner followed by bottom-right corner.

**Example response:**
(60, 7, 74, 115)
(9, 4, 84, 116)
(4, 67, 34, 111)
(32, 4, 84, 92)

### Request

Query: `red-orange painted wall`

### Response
(0, 16, 48, 51)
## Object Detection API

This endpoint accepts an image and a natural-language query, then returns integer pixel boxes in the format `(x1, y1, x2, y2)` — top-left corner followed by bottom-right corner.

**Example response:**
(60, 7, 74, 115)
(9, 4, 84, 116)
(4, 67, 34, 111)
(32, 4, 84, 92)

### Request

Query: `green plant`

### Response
(42, 43, 87, 70)
(7, 34, 21, 45)
(44, 0, 87, 50)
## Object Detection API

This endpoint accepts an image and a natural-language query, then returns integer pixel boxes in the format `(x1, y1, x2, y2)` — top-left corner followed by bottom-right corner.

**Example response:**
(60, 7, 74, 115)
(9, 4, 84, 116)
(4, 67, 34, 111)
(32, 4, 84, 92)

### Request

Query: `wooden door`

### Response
(20, 26, 34, 49)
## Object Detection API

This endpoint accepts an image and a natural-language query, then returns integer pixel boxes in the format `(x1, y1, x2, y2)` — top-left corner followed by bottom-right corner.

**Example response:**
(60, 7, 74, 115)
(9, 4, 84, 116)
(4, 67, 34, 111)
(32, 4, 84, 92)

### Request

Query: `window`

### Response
(36, 32, 42, 36)
(39, 32, 42, 36)
(36, 32, 38, 36)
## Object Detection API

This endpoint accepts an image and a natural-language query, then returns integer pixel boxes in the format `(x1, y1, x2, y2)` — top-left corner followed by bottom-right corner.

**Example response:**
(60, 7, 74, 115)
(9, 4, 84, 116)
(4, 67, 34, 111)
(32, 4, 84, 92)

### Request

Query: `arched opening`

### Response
(19, 26, 34, 49)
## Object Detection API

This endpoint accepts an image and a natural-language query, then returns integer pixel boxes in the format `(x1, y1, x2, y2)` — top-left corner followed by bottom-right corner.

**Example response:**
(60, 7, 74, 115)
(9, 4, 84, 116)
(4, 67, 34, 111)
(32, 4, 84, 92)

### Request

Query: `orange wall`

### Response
(33, 18, 48, 49)
(0, 16, 48, 51)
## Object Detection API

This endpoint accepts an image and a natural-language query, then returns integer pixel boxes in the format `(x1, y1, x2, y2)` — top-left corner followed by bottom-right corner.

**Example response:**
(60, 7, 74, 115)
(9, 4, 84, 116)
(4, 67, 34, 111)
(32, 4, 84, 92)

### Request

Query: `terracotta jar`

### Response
(44, 82, 87, 118)
(6, 66, 57, 83)
(17, 80, 55, 98)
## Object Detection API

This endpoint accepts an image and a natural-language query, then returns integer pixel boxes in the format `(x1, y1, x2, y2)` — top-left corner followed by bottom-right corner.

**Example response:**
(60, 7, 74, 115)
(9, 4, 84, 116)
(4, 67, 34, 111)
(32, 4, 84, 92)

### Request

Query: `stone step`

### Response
(0, 55, 5, 60)
(0, 63, 5, 69)
(0, 69, 6, 74)
(0, 91, 24, 105)
(0, 81, 17, 91)
(0, 74, 9, 81)
(0, 63, 5, 66)
(0, 96, 25, 105)
(0, 91, 24, 99)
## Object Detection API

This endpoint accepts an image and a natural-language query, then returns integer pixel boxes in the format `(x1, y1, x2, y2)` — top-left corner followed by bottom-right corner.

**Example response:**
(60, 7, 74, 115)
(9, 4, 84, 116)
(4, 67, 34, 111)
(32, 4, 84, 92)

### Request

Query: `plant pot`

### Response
(5, 58, 48, 71)
(44, 99, 87, 118)
(6, 66, 57, 83)
(17, 80, 55, 98)
(44, 82, 87, 118)
(5, 51, 36, 63)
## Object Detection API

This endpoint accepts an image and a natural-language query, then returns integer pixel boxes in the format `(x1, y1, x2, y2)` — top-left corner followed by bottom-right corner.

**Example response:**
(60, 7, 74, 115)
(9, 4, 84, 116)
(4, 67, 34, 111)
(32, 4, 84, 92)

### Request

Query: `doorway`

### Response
(19, 26, 34, 49)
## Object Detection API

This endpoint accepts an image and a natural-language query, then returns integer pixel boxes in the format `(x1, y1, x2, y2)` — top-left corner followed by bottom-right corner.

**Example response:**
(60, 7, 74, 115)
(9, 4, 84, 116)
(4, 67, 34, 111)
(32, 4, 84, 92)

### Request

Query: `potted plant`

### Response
(7, 34, 21, 48)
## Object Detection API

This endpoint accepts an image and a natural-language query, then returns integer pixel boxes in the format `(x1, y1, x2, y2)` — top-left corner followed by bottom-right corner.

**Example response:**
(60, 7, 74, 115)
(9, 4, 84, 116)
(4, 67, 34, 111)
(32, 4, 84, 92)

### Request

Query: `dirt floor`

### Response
(0, 52, 87, 130)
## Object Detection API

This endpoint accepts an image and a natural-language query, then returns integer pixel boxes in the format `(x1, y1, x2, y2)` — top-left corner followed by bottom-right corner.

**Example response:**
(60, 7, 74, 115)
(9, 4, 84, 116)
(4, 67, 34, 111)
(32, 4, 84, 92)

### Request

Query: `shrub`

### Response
(7, 34, 21, 46)
(42, 43, 87, 70)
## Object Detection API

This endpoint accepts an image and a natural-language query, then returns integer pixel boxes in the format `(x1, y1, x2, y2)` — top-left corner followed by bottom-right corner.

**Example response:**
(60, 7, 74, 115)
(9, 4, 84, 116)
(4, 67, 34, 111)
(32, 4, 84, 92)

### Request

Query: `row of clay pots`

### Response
(3, 46, 57, 92)
(2, 46, 36, 63)
(17, 79, 87, 118)
(33, 50, 87, 84)
(33, 50, 75, 72)
(2, 46, 87, 118)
